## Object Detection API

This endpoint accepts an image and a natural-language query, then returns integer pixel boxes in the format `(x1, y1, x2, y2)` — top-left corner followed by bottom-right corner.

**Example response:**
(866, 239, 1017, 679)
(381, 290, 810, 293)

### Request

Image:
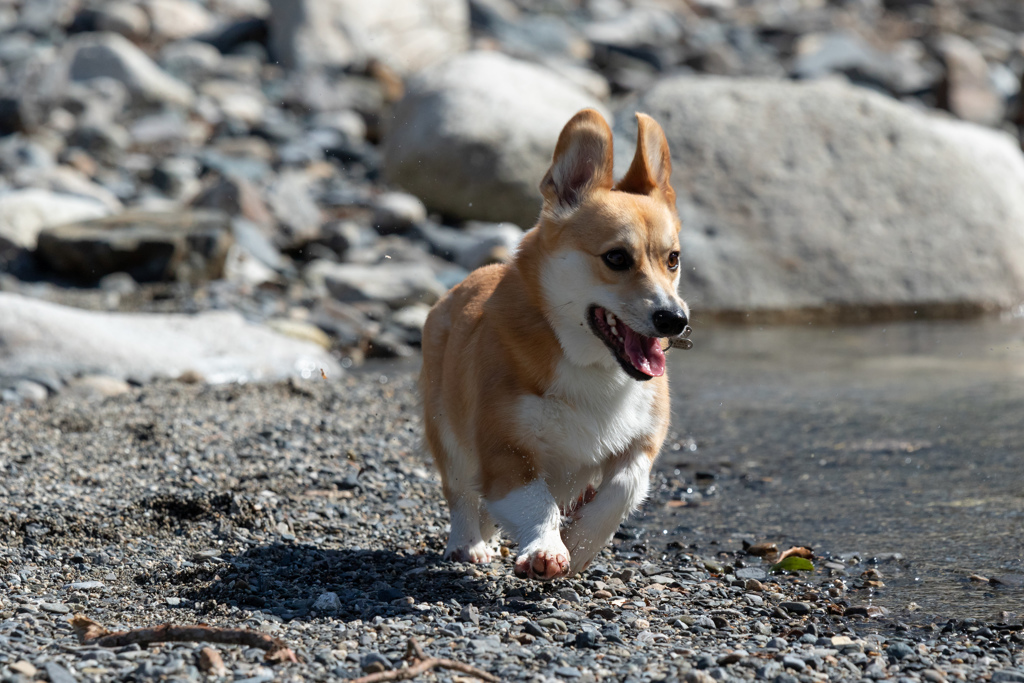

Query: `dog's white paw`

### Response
(444, 541, 492, 564)
(514, 539, 571, 581)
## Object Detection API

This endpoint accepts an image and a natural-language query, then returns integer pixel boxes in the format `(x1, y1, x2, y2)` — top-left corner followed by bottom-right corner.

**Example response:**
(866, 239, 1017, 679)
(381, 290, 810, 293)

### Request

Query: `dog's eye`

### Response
(602, 249, 632, 271)
(667, 251, 680, 271)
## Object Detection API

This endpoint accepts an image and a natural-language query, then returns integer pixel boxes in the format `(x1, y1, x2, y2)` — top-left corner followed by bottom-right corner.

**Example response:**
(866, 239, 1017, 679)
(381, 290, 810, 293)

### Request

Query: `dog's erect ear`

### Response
(540, 109, 615, 217)
(615, 113, 675, 206)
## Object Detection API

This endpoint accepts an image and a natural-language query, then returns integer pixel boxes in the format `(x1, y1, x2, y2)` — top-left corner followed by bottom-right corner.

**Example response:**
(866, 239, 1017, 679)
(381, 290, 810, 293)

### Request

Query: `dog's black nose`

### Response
(652, 309, 688, 337)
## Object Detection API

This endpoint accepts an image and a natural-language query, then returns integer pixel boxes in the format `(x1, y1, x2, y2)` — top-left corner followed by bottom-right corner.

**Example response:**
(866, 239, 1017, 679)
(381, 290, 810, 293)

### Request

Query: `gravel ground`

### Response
(1, 368, 1023, 683)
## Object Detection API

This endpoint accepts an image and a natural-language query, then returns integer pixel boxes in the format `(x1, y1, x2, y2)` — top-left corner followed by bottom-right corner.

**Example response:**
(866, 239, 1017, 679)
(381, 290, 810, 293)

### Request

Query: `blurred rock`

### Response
(0, 188, 111, 250)
(267, 170, 323, 246)
(36, 210, 233, 284)
(371, 191, 427, 235)
(937, 34, 1005, 126)
(94, 1, 151, 41)
(792, 32, 937, 94)
(0, 292, 342, 384)
(19, 0, 80, 34)
(307, 260, 447, 309)
(60, 32, 195, 107)
(319, 220, 379, 257)
(619, 77, 1024, 316)
(192, 175, 274, 226)
(144, 0, 218, 42)
(383, 51, 606, 227)
(415, 220, 522, 271)
(159, 40, 223, 84)
(22, 166, 123, 212)
(65, 374, 131, 399)
(267, 318, 331, 349)
(200, 79, 267, 125)
(267, 0, 469, 74)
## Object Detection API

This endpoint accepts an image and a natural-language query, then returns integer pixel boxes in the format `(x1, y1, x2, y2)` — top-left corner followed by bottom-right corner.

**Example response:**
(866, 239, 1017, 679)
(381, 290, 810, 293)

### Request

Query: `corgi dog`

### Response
(420, 109, 689, 580)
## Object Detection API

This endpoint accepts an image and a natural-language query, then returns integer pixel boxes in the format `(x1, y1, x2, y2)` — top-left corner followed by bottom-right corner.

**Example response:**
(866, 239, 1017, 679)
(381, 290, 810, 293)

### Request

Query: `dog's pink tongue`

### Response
(623, 327, 666, 377)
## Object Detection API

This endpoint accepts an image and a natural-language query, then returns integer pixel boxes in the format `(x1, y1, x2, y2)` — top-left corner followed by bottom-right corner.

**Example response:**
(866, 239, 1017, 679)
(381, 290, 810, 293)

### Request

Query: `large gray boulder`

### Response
(0, 293, 341, 385)
(383, 52, 607, 228)
(616, 77, 1024, 317)
(267, 0, 468, 75)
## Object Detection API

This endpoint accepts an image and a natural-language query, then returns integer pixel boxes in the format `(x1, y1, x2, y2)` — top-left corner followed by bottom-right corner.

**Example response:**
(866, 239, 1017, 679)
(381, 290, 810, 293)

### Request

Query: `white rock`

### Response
(311, 592, 342, 612)
(94, 1, 151, 40)
(62, 32, 195, 107)
(267, 0, 468, 75)
(144, 0, 218, 41)
(383, 51, 607, 228)
(65, 375, 132, 399)
(372, 192, 427, 234)
(617, 76, 1024, 315)
(0, 293, 342, 384)
(306, 261, 447, 310)
(0, 189, 111, 250)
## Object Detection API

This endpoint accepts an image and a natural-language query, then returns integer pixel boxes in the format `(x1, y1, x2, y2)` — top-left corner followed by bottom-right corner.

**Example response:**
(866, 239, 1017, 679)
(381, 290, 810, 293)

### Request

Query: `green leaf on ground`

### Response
(770, 556, 815, 573)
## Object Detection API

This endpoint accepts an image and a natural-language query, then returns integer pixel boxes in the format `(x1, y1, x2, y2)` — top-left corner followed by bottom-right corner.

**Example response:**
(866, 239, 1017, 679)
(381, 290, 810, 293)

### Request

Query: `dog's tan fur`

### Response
(420, 109, 688, 579)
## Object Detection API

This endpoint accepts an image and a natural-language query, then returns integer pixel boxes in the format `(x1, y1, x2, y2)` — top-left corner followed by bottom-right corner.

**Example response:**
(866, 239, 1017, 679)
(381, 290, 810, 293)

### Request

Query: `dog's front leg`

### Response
(561, 451, 653, 575)
(486, 479, 570, 581)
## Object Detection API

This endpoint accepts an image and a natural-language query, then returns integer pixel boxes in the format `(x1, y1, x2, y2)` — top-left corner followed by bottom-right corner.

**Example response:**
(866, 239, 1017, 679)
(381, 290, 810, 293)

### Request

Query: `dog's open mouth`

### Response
(588, 305, 666, 380)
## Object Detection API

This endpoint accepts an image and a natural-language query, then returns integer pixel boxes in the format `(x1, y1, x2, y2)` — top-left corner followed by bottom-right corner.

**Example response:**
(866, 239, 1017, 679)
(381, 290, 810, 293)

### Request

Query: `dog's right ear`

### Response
(540, 109, 614, 218)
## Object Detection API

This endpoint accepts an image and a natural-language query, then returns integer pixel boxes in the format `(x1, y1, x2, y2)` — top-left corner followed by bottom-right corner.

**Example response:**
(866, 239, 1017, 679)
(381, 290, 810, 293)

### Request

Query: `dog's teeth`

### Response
(618, 334, 624, 342)
(606, 312, 616, 325)
(610, 324, 618, 335)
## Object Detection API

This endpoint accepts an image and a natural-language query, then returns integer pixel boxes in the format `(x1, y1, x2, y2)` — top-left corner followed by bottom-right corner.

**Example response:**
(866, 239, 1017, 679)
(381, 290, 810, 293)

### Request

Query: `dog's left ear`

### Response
(616, 113, 675, 206)
(540, 109, 615, 217)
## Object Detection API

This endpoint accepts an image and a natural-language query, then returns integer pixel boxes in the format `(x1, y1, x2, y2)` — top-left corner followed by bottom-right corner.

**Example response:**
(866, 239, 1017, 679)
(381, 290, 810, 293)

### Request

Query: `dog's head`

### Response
(532, 108, 688, 381)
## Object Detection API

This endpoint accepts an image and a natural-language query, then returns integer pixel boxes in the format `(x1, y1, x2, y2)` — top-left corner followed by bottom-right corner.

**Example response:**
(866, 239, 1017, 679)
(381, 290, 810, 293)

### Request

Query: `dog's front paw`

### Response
(514, 539, 570, 581)
(444, 541, 493, 564)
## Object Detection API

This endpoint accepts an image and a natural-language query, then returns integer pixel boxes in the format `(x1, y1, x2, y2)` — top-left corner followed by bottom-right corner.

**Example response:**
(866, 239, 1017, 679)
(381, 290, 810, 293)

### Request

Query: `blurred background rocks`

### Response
(1, 0, 1023, 397)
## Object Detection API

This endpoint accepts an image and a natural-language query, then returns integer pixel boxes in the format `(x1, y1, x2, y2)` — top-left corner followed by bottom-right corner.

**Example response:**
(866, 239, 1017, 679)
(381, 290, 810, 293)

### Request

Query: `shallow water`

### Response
(654, 317, 1024, 622)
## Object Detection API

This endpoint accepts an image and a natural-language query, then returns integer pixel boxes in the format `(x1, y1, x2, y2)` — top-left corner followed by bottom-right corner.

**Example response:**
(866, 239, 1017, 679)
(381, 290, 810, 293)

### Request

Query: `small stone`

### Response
(40, 602, 71, 614)
(66, 581, 104, 591)
(199, 646, 229, 677)
(44, 662, 77, 683)
(780, 601, 810, 615)
(312, 592, 341, 613)
(537, 617, 567, 632)
(745, 542, 778, 557)
(10, 661, 37, 677)
(887, 641, 914, 662)
(460, 604, 479, 626)
(360, 653, 392, 674)
(575, 630, 599, 649)
(556, 588, 582, 604)
(523, 621, 546, 639)
(782, 655, 807, 671)
(66, 375, 131, 400)
(922, 670, 947, 683)
(372, 192, 427, 235)
(554, 666, 581, 678)
(992, 672, 1024, 683)
(735, 567, 767, 581)
(766, 637, 788, 650)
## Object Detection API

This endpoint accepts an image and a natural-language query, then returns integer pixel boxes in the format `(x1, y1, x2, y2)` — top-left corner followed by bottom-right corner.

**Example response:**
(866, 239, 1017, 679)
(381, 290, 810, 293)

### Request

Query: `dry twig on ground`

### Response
(351, 637, 500, 683)
(69, 615, 298, 663)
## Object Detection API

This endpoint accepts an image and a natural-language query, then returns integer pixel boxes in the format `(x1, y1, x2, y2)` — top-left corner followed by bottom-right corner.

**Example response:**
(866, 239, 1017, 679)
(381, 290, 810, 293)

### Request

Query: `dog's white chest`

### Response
(516, 360, 658, 470)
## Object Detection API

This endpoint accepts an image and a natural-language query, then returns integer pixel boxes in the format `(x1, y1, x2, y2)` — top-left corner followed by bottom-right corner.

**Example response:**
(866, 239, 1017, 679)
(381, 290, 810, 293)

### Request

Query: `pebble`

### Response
(40, 602, 70, 614)
(780, 601, 811, 615)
